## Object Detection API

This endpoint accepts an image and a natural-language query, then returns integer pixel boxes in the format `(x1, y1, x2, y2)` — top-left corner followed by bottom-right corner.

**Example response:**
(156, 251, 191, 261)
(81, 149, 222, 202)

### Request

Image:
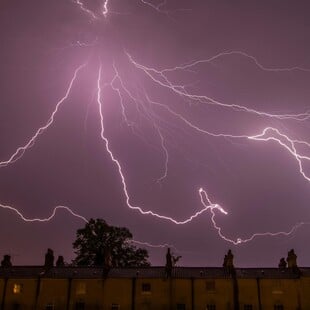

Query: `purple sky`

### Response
(0, 0, 309, 267)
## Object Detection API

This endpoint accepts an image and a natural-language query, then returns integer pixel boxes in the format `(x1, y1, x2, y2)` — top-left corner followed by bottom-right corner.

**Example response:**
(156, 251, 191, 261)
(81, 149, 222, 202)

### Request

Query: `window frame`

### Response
(141, 282, 151, 294)
(13, 283, 22, 294)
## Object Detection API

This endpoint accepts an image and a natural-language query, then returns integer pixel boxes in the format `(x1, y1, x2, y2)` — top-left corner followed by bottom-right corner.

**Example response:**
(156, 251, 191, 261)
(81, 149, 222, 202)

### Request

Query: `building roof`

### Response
(0, 266, 309, 279)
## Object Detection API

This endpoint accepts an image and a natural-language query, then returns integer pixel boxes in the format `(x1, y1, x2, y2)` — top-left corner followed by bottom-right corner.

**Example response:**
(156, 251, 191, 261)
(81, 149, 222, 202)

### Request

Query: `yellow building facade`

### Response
(0, 265, 309, 309)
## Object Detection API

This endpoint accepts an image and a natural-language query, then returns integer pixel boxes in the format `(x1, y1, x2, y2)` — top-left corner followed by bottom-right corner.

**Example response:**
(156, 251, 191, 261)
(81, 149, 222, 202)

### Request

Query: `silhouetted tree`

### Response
(73, 218, 150, 267)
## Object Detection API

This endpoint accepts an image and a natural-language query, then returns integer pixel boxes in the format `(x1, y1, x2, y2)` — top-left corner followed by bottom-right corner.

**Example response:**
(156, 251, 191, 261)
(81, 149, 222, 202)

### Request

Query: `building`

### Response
(0, 250, 309, 309)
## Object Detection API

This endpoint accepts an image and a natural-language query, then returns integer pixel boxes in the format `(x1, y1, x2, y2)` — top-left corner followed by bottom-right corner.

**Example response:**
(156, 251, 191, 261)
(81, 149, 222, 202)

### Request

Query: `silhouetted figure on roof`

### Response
(223, 249, 235, 276)
(165, 248, 173, 277)
(56, 256, 65, 267)
(44, 248, 54, 269)
(1, 255, 12, 268)
(278, 257, 287, 270)
(287, 249, 300, 274)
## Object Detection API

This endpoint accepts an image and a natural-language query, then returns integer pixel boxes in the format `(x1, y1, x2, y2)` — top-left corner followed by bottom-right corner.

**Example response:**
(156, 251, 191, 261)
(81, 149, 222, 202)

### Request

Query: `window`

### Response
(142, 283, 151, 293)
(12, 303, 20, 310)
(206, 281, 215, 292)
(111, 304, 120, 310)
(176, 304, 186, 310)
(13, 284, 22, 294)
(141, 302, 151, 310)
(274, 305, 284, 310)
(206, 305, 216, 310)
(46, 304, 55, 310)
(76, 282, 86, 295)
(244, 305, 253, 310)
(75, 302, 85, 310)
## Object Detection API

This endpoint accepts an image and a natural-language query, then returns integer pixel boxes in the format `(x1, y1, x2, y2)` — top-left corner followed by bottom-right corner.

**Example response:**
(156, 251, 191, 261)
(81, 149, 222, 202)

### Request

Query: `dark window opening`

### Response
(142, 283, 151, 292)
(75, 302, 85, 310)
(206, 281, 215, 291)
(12, 303, 20, 310)
(46, 304, 55, 310)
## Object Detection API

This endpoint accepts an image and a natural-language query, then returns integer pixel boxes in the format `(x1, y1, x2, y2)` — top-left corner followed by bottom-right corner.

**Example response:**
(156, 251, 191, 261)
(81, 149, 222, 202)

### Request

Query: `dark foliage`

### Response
(73, 218, 150, 267)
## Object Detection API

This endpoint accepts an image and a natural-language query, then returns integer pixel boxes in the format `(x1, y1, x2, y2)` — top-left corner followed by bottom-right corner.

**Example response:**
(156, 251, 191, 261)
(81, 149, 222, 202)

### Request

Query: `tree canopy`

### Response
(73, 218, 150, 267)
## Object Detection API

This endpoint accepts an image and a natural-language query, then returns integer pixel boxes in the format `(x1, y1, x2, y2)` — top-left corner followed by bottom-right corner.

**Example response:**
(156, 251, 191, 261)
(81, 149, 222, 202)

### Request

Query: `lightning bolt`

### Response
(97, 62, 229, 224)
(126, 51, 310, 121)
(249, 127, 310, 182)
(155, 126, 169, 183)
(122, 52, 310, 183)
(0, 64, 89, 233)
(162, 50, 310, 74)
(102, 0, 109, 17)
(0, 59, 308, 250)
(140, 0, 167, 13)
(0, 63, 87, 168)
(2, 0, 310, 252)
(110, 63, 170, 182)
(96, 61, 309, 248)
(0, 203, 88, 223)
(130, 239, 178, 252)
(199, 188, 310, 245)
(73, 0, 98, 19)
(93, 53, 310, 246)
(0, 200, 176, 250)
(73, 0, 168, 20)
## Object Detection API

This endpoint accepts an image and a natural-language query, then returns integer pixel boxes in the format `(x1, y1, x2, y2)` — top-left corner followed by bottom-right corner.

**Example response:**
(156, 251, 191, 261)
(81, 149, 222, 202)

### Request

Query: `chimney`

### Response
(44, 248, 54, 269)
(1, 255, 12, 268)
(56, 255, 65, 267)
(165, 248, 172, 277)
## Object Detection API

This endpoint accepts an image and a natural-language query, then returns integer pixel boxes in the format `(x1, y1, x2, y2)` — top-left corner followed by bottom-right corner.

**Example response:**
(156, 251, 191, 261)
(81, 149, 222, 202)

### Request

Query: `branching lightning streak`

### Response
(145, 94, 248, 139)
(140, 0, 167, 12)
(110, 63, 137, 126)
(74, 38, 98, 48)
(74, 0, 167, 19)
(2, 0, 310, 249)
(155, 126, 169, 182)
(162, 50, 310, 74)
(73, 0, 98, 19)
(126, 52, 310, 121)
(0, 203, 88, 223)
(0, 63, 89, 228)
(145, 95, 310, 182)
(0, 59, 308, 249)
(199, 189, 310, 245)
(102, 0, 109, 17)
(110, 63, 169, 181)
(130, 239, 178, 251)
(97, 63, 230, 225)
(0, 63, 87, 168)
(96, 52, 309, 244)
(249, 127, 310, 182)
(0, 201, 175, 249)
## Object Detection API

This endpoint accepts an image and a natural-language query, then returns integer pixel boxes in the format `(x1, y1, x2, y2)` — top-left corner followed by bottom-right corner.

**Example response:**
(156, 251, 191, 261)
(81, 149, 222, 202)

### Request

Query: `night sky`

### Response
(0, 0, 309, 267)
